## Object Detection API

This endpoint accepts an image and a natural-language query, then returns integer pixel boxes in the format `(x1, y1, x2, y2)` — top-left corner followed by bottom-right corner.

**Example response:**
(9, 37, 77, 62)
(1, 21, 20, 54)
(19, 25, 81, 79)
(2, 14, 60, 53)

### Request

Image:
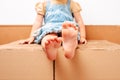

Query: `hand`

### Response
(19, 37, 35, 44)
(80, 37, 87, 44)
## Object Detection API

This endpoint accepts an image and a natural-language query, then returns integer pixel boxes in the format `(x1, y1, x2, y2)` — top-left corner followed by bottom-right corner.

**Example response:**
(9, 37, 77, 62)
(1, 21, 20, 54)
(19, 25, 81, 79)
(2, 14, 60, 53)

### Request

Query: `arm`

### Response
(30, 14, 44, 37)
(73, 12, 87, 44)
(20, 14, 44, 44)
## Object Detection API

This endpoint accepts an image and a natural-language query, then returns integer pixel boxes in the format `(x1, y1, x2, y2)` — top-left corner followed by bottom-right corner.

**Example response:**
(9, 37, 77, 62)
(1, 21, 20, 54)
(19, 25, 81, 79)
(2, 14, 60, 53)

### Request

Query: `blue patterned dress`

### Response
(33, 0, 80, 43)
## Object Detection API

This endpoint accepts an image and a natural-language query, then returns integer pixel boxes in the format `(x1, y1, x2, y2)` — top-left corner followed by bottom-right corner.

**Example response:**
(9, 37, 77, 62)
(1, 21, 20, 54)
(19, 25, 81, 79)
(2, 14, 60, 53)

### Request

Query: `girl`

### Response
(20, 0, 87, 60)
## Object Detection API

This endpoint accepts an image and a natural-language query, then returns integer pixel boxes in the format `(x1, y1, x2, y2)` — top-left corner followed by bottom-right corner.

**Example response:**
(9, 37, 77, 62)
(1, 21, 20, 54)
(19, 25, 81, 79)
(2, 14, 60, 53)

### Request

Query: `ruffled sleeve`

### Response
(35, 0, 45, 15)
(71, 0, 82, 13)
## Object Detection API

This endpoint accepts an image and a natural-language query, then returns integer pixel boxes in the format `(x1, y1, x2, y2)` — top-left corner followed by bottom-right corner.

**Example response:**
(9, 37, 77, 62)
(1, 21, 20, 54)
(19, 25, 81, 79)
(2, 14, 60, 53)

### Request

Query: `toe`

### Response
(62, 23, 67, 29)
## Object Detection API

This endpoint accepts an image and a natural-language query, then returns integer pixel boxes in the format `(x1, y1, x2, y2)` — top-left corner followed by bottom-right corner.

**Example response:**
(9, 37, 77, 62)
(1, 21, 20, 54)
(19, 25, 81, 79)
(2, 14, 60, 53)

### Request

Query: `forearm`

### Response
(29, 14, 43, 37)
(30, 21, 42, 37)
(77, 20, 86, 39)
(74, 12, 86, 39)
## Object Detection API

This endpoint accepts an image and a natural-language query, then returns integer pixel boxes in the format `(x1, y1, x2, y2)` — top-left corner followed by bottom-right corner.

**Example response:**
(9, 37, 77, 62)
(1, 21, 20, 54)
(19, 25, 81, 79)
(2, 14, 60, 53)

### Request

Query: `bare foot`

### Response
(44, 36, 61, 60)
(62, 22, 78, 59)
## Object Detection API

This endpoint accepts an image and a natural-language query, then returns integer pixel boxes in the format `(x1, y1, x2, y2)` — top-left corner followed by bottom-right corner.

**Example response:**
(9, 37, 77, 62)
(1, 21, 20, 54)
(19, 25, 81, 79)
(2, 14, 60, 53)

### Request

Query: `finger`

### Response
(28, 41, 31, 44)
(19, 40, 26, 44)
(21, 40, 29, 44)
(80, 39, 86, 44)
(80, 41, 85, 44)
(84, 40, 87, 44)
(82, 40, 87, 44)
(28, 40, 34, 44)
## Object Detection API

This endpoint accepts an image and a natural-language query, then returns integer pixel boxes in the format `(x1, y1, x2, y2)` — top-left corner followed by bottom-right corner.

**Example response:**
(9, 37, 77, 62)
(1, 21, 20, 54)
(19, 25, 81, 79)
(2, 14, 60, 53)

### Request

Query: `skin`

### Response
(19, 0, 87, 60)
(62, 22, 78, 59)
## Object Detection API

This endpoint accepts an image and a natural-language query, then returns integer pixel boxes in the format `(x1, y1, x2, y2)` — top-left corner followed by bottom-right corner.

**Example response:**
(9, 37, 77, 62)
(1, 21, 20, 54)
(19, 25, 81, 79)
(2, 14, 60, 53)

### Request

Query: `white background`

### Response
(0, 0, 120, 25)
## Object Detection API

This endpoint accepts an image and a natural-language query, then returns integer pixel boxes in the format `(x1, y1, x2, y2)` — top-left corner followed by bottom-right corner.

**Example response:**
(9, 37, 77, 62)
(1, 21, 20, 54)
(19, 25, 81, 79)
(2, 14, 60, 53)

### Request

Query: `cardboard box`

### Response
(0, 41, 53, 80)
(56, 40, 120, 80)
(1, 40, 120, 80)
(0, 25, 120, 45)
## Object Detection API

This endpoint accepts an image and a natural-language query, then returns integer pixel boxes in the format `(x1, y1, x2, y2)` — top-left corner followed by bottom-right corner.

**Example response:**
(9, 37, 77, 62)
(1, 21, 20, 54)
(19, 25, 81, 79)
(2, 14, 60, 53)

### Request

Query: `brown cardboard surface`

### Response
(0, 25, 120, 45)
(0, 41, 53, 80)
(56, 40, 120, 80)
(0, 25, 31, 45)
(86, 25, 120, 44)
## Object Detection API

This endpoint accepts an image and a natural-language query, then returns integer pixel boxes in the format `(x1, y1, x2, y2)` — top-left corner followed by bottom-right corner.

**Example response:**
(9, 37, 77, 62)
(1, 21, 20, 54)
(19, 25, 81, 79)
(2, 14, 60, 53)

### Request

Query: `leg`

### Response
(62, 22, 78, 59)
(41, 33, 61, 60)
